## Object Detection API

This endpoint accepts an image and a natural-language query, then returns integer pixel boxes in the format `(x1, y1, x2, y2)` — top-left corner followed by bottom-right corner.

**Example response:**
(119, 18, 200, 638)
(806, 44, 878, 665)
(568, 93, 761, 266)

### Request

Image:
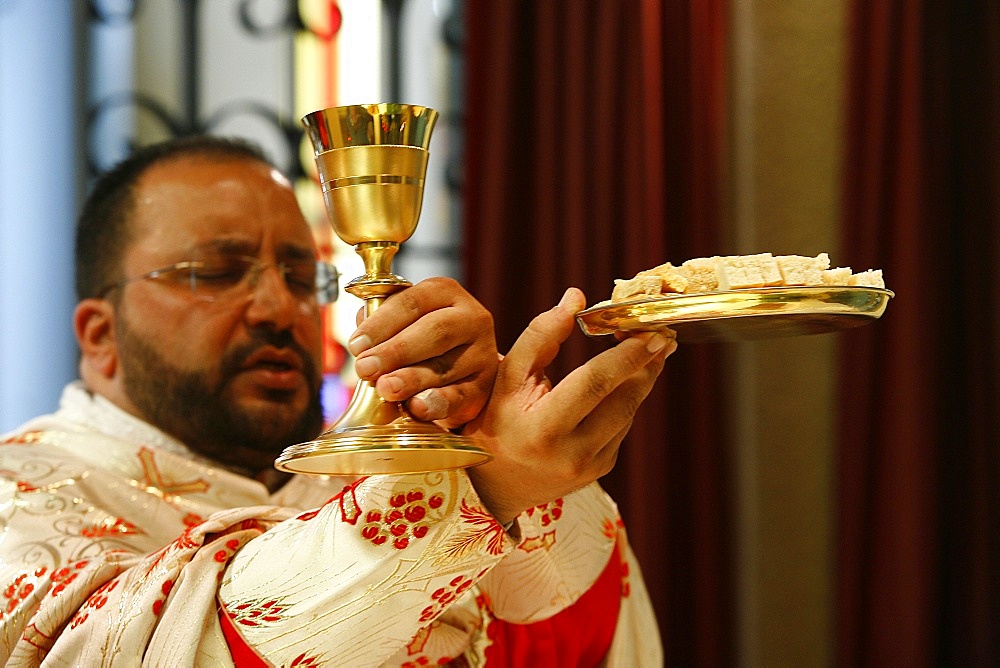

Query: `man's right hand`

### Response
(462, 288, 677, 526)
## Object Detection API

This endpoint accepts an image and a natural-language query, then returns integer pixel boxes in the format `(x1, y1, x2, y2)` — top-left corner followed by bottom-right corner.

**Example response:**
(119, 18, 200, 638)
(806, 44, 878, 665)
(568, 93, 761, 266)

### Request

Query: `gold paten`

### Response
(576, 286, 893, 343)
(276, 104, 492, 475)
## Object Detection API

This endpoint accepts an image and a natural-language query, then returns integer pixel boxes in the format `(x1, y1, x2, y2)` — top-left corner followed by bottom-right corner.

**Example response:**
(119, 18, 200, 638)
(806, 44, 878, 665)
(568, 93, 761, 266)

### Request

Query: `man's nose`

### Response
(244, 265, 301, 329)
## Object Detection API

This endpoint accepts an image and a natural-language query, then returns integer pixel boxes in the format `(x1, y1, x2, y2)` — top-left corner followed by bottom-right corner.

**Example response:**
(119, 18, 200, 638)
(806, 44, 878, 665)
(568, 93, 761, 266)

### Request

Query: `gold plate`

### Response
(575, 286, 893, 343)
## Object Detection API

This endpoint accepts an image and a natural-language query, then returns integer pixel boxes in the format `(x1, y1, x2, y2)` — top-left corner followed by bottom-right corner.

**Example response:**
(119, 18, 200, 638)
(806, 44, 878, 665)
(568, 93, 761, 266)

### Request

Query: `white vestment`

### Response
(0, 382, 662, 666)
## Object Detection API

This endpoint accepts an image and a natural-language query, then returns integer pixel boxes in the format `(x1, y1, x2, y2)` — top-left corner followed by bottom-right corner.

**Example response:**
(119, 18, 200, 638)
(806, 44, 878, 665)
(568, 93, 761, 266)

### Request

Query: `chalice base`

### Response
(275, 380, 493, 475)
(274, 422, 493, 475)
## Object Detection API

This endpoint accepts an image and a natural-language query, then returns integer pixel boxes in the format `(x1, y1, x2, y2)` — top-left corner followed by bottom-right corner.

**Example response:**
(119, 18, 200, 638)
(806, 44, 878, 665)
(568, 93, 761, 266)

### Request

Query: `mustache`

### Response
(220, 329, 321, 390)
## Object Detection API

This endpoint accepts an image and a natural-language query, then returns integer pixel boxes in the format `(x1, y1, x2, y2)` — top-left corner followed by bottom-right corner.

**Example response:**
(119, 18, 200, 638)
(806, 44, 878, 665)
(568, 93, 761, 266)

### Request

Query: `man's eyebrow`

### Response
(198, 238, 257, 255)
(192, 240, 314, 259)
(278, 244, 316, 260)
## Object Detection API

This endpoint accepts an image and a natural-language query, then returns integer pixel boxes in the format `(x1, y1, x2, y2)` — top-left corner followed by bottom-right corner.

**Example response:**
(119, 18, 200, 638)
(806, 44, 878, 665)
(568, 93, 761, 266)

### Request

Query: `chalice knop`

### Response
(275, 103, 493, 475)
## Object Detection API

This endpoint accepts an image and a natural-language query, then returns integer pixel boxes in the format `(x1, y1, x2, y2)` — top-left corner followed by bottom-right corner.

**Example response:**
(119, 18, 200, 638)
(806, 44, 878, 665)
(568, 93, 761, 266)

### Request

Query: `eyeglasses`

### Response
(98, 255, 339, 306)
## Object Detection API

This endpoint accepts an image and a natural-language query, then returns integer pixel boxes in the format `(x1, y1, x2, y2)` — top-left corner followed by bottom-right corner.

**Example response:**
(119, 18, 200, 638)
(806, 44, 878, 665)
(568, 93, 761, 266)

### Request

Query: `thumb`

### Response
(495, 288, 585, 393)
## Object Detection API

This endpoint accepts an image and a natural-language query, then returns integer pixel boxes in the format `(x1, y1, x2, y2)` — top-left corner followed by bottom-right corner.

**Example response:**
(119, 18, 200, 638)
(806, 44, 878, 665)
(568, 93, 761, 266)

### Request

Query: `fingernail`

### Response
(381, 376, 403, 396)
(415, 388, 448, 420)
(557, 288, 574, 309)
(348, 334, 372, 356)
(646, 333, 670, 354)
(355, 355, 381, 378)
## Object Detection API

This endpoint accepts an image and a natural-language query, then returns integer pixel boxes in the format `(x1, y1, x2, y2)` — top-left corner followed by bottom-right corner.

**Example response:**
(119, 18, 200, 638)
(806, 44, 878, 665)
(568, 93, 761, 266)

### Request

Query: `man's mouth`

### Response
(240, 347, 306, 390)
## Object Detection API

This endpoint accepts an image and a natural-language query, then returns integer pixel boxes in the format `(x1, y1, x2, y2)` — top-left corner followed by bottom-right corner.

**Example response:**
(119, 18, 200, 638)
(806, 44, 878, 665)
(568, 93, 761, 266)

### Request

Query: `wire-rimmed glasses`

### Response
(97, 255, 339, 306)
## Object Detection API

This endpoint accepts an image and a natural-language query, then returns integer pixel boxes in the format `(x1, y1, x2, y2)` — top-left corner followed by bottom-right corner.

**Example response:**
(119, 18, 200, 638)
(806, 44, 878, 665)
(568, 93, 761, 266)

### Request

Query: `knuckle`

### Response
(585, 368, 616, 399)
(395, 288, 424, 316)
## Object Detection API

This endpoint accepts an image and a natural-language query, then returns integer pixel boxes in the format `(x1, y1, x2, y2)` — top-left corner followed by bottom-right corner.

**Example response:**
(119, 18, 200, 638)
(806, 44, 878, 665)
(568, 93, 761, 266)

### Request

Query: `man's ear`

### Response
(74, 298, 118, 379)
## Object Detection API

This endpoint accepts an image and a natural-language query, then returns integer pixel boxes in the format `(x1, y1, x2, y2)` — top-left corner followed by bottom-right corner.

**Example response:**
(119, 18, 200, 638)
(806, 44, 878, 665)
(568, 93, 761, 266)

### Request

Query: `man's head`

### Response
(74, 136, 325, 473)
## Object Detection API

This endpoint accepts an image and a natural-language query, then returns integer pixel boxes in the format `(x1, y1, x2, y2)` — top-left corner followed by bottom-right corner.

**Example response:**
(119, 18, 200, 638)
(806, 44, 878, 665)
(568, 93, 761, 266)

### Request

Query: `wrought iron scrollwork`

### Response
(85, 0, 341, 178)
(88, 0, 140, 25)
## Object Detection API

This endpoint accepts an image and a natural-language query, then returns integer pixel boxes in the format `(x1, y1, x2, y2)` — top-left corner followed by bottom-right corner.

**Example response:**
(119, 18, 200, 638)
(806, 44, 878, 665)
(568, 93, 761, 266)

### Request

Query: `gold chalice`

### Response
(275, 103, 492, 475)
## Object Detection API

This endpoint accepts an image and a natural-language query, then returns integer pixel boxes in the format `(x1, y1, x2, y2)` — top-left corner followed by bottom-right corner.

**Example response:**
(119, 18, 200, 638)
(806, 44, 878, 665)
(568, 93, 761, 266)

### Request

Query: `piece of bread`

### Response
(821, 267, 852, 285)
(715, 253, 783, 290)
(611, 275, 663, 302)
(636, 262, 689, 294)
(679, 257, 720, 292)
(848, 269, 885, 288)
(775, 253, 831, 286)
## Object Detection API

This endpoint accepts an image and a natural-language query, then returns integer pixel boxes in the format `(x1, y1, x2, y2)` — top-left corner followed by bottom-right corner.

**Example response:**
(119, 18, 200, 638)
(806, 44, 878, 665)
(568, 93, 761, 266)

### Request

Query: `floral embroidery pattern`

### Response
(436, 501, 507, 563)
(226, 598, 288, 627)
(525, 498, 564, 527)
(151, 579, 174, 616)
(361, 488, 442, 550)
(1, 431, 44, 445)
(69, 577, 119, 629)
(419, 575, 475, 623)
(2, 572, 38, 616)
(296, 477, 366, 525)
(48, 560, 90, 599)
(520, 530, 557, 554)
(620, 553, 632, 598)
(81, 517, 143, 538)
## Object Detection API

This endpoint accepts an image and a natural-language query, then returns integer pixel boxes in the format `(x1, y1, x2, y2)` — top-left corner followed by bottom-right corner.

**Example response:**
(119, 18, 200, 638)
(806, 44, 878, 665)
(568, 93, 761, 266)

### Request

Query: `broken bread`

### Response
(609, 253, 885, 303)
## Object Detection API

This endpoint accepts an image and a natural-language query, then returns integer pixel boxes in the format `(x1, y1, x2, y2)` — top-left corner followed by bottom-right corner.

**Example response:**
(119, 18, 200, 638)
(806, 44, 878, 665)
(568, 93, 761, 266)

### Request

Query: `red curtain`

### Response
(837, 1, 1000, 665)
(463, 1, 733, 663)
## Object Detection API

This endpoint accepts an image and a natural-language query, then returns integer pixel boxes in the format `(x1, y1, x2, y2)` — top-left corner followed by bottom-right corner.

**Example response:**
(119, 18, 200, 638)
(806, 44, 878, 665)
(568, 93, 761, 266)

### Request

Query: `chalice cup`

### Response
(275, 103, 493, 475)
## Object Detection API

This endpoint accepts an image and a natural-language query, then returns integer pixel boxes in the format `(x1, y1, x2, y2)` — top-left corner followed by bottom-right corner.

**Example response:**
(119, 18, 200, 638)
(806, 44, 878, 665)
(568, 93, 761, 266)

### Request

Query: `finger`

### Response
(403, 376, 491, 428)
(373, 343, 489, 401)
(543, 330, 674, 426)
(495, 288, 584, 395)
(347, 277, 472, 357)
(572, 350, 668, 447)
(355, 309, 493, 382)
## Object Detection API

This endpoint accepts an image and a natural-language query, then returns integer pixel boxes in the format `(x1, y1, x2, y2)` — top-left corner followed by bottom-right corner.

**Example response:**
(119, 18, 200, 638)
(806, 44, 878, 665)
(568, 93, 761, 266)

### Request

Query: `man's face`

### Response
(112, 156, 324, 471)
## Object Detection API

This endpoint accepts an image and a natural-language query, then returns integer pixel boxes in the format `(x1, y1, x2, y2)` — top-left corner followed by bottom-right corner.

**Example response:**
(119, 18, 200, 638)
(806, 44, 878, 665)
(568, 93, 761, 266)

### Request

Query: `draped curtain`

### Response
(463, 1, 733, 663)
(837, 0, 1000, 665)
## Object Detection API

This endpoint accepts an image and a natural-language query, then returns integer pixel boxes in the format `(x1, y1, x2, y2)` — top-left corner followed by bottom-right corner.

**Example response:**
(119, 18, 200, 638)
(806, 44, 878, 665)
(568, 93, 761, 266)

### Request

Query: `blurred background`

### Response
(0, 1, 996, 665)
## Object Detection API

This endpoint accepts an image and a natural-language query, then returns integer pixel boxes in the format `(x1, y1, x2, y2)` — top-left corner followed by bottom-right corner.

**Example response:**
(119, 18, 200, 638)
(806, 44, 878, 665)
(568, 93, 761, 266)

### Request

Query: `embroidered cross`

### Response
(137, 447, 210, 496)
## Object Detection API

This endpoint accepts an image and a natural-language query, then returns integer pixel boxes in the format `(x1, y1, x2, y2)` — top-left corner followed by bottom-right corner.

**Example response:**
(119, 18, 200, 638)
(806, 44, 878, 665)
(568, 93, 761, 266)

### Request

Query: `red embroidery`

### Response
(182, 513, 204, 528)
(526, 498, 564, 526)
(1, 573, 36, 616)
(439, 500, 507, 560)
(419, 575, 475, 623)
(2, 431, 44, 445)
(48, 560, 90, 598)
(620, 549, 632, 598)
(69, 577, 119, 629)
(152, 579, 174, 616)
(81, 517, 143, 538)
(15, 480, 37, 493)
(214, 538, 242, 564)
(227, 598, 287, 627)
(405, 624, 433, 655)
(361, 487, 439, 550)
(296, 477, 367, 524)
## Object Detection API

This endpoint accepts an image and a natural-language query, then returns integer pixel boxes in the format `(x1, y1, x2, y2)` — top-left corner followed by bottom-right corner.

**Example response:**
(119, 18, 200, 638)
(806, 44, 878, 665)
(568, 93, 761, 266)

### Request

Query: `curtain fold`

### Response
(463, 1, 733, 663)
(838, 0, 1000, 665)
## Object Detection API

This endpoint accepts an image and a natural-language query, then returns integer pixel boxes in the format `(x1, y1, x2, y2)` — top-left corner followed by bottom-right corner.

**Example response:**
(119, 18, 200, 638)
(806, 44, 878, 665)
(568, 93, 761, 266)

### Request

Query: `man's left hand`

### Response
(347, 277, 498, 429)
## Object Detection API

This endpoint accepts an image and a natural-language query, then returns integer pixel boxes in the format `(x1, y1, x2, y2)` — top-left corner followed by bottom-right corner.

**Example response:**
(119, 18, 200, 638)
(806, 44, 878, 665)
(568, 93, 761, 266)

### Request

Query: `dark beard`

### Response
(116, 321, 324, 471)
